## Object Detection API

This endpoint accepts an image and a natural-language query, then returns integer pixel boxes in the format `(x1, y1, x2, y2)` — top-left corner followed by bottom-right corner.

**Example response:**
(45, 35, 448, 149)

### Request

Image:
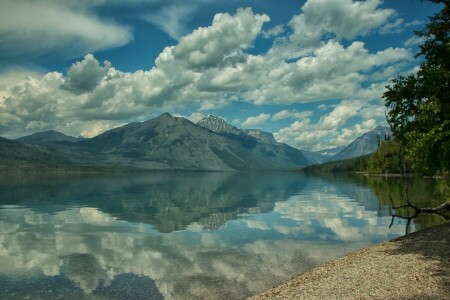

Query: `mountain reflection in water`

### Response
(0, 172, 447, 299)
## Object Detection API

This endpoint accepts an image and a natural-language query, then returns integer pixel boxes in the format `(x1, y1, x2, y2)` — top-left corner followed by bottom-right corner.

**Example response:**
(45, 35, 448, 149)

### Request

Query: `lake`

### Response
(0, 172, 447, 300)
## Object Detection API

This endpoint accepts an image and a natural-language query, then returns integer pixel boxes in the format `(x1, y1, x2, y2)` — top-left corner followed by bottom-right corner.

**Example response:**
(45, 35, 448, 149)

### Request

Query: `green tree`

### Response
(383, 1, 450, 176)
(368, 140, 410, 174)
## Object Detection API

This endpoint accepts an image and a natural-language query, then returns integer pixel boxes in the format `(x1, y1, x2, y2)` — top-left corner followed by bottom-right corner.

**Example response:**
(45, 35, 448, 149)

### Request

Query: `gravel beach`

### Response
(248, 222, 450, 300)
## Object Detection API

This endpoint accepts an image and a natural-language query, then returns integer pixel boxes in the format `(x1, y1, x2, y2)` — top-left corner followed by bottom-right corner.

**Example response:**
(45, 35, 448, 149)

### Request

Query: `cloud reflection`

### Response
(0, 174, 409, 299)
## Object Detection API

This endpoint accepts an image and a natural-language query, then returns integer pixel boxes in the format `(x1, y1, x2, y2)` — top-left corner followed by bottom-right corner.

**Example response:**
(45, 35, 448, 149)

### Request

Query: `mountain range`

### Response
(331, 125, 391, 161)
(15, 130, 86, 144)
(0, 113, 390, 171)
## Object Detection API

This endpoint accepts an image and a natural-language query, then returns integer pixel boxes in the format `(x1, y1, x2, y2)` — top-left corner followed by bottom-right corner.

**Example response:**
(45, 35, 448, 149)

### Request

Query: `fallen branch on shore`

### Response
(388, 184, 450, 234)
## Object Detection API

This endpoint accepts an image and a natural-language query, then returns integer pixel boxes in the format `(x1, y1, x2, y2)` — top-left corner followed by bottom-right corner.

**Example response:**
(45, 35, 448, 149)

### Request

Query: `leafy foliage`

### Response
(383, 1, 450, 176)
(368, 140, 411, 174)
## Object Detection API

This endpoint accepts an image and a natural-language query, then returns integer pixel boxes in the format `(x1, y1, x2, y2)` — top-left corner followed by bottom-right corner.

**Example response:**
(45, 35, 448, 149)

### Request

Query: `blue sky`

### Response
(0, 0, 440, 150)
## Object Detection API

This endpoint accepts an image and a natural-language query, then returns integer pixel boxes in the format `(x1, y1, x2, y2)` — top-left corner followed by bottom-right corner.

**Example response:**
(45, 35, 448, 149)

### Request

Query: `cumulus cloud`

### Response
(0, 67, 43, 100)
(0, 1, 417, 144)
(0, 0, 132, 62)
(241, 113, 271, 127)
(287, 0, 394, 49)
(0, 57, 154, 137)
(0, 8, 270, 137)
(156, 7, 270, 71)
(244, 41, 411, 105)
(65, 54, 112, 93)
(274, 100, 387, 150)
(317, 101, 361, 130)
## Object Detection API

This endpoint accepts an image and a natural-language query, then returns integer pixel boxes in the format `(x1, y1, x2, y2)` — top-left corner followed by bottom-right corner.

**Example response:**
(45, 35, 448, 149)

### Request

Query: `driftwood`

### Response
(388, 184, 450, 235)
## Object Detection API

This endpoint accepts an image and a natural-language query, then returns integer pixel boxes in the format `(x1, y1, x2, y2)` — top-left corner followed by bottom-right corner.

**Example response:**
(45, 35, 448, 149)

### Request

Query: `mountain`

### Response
(197, 115, 243, 136)
(77, 113, 309, 171)
(78, 113, 232, 170)
(242, 129, 278, 145)
(197, 116, 278, 145)
(300, 150, 328, 165)
(298, 146, 347, 165)
(317, 146, 346, 157)
(16, 130, 86, 144)
(2, 113, 310, 171)
(0, 136, 77, 167)
(197, 115, 309, 169)
(332, 126, 391, 161)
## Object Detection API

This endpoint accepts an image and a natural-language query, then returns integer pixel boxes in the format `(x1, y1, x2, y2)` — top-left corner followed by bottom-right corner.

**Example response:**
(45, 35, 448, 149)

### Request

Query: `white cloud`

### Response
(317, 101, 361, 130)
(380, 18, 423, 35)
(141, 3, 197, 40)
(288, 0, 395, 47)
(0, 8, 270, 138)
(0, 68, 43, 90)
(261, 24, 285, 39)
(0, 67, 44, 100)
(274, 118, 312, 144)
(79, 121, 124, 138)
(0, 0, 132, 61)
(0, 1, 417, 143)
(241, 113, 271, 127)
(404, 36, 424, 47)
(65, 54, 111, 93)
(332, 120, 379, 146)
(379, 18, 404, 34)
(244, 41, 411, 105)
(274, 100, 387, 150)
(174, 112, 205, 123)
(156, 8, 269, 71)
(272, 109, 313, 121)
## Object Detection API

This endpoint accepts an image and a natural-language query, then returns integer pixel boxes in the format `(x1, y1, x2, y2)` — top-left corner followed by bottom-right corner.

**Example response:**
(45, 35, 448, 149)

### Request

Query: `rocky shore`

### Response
(249, 222, 450, 300)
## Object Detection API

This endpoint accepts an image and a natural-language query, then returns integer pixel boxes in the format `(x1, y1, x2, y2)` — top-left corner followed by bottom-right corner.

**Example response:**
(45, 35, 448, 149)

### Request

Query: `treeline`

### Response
(301, 155, 370, 174)
(0, 164, 138, 174)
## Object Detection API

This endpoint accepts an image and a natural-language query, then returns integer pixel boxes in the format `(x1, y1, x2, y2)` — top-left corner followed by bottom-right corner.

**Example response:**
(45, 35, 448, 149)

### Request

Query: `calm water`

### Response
(0, 172, 447, 300)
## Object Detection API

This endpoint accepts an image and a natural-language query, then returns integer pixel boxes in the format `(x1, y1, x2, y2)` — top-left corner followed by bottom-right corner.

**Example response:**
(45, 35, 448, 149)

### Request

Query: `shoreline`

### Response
(248, 222, 450, 300)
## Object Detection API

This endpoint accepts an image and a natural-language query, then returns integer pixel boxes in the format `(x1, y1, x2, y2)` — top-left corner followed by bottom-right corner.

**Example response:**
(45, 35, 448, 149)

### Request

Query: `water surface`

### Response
(0, 172, 447, 299)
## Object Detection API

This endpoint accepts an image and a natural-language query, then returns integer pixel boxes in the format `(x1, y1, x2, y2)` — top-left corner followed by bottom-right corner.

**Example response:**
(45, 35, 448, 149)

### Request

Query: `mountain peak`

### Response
(148, 112, 188, 125)
(15, 130, 84, 144)
(197, 115, 242, 135)
(242, 129, 277, 145)
(372, 125, 390, 133)
(332, 126, 392, 160)
(158, 112, 174, 119)
(205, 114, 224, 120)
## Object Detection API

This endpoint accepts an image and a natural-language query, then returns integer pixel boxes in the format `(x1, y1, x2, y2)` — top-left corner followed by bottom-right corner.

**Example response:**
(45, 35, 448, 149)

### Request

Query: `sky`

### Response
(0, 0, 441, 150)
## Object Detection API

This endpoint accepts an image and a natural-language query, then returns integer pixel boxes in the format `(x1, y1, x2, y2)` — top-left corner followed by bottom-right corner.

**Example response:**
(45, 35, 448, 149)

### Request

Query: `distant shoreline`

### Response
(0, 165, 298, 174)
(248, 222, 450, 300)
(0, 165, 230, 174)
(2, 165, 449, 179)
(357, 172, 448, 180)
